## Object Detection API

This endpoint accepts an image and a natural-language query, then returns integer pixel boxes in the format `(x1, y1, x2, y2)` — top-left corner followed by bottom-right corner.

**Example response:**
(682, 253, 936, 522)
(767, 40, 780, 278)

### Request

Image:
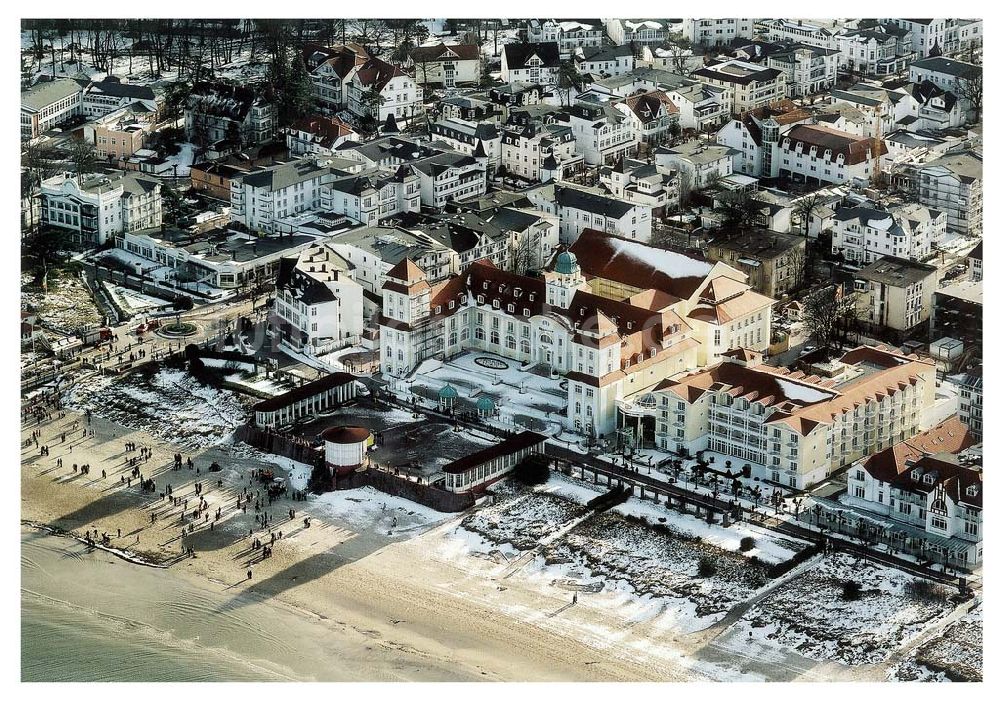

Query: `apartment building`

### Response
(327, 225, 456, 296)
(84, 104, 157, 162)
(692, 59, 787, 114)
(599, 158, 679, 218)
(555, 99, 639, 166)
(500, 121, 582, 183)
(526, 183, 652, 243)
(836, 25, 913, 78)
(910, 150, 982, 236)
(908, 56, 982, 108)
(706, 230, 807, 298)
(41, 172, 162, 246)
(683, 18, 756, 48)
(715, 100, 812, 176)
(831, 201, 946, 264)
(757, 18, 842, 49)
(654, 140, 737, 189)
(410, 152, 487, 208)
(888, 19, 956, 58)
(947, 367, 982, 441)
(665, 81, 731, 131)
(775, 124, 886, 186)
(854, 256, 939, 334)
(932, 280, 982, 353)
(230, 158, 337, 234)
(272, 242, 365, 354)
(764, 44, 839, 97)
(654, 345, 937, 488)
(428, 118, 501, 172)
(320, 167, 421, 226)
(21, 78, 83, 139)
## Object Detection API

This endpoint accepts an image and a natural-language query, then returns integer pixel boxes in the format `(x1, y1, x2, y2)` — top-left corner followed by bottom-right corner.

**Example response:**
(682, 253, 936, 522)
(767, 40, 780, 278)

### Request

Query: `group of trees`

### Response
(802, 286, 860, 352)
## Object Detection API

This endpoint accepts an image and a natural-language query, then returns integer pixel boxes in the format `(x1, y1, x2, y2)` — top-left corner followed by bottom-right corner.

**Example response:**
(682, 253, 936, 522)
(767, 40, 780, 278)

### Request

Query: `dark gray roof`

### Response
(910, 57, 983, 81)
(555, 185, 634, 218)
(88, 80, 155, 101)
(503, 42, 560, 70)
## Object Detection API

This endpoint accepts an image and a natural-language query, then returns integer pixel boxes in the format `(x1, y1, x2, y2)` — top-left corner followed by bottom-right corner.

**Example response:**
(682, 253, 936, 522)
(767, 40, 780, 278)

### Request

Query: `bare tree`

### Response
(793, 193, 821, 236)
(957, 74, 983, 123)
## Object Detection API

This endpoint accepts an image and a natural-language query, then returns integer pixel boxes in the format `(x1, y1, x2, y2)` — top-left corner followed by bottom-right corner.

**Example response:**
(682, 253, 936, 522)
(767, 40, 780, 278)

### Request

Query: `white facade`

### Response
(41, 173, 162, 247)
(832, 202, 945, 264)
(605, 19, 667, 47)
(230, 160, 332, 234)
(766, 46, 839, 98)
(346, 61, 424, 123)
(683, 18, 756, 48)
(21, 79, 84, 139)
(411, 154, 487, 208)
(526, 184, 652, 243)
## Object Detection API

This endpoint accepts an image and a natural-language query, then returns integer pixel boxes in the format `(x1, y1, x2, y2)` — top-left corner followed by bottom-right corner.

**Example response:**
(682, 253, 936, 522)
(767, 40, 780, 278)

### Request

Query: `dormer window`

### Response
(461, 295, 467, 304)
(448, 300, 455, 310)
(923, 474, 934, 485)
(514, 287, 522, 297)
(493, 298, 500, 308)
(507, 304, 514, 313)
(967, 485, 979, 497)
(434, 306, 441, 314)
(477, 295, 484, 304)
(523, 308, 530, 317)
(627, 322, 633, 330)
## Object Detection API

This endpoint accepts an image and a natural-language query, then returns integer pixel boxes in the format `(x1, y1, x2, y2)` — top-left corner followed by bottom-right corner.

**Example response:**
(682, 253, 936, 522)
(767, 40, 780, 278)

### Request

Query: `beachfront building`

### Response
(654, 345, 937, 488)
(525, 20, 605, 58)
(272, 242, 365, 354)
(500, 42, 561, 86)
(40, 172, 162, 247)
(253, 372, 358, 428)
(605, 19, 667, 48)
(443, 431, 548, 493)
(379, 230, 773, 437)
(842, 418, 981, 568)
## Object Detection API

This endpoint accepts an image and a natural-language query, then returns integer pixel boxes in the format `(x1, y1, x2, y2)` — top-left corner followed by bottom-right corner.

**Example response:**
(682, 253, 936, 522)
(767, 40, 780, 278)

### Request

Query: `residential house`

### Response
(84, 104, 158, 162)
(286, 116, 359, 157)
(408, 43, 481, 87)
(82, 78, 158, 117)
(574, 45, 635, 79)
(185, 82, 275, 148)
(524, 20, 604, 58)
(757, 18, 843, 49)
(763, 44, 839, 97)
(665, 81, 731, 131)
(302, 42, 368, 113)
(888, 19, 957, 59)
(605, 19, 667, 47)
(615, 90, 680, 147)
(347, 57, 423, 123)
(908, 57, 982, 112)
(229, 158, 338, 234)
(320, 166, 421, 226)
(500, 42, 561, 85)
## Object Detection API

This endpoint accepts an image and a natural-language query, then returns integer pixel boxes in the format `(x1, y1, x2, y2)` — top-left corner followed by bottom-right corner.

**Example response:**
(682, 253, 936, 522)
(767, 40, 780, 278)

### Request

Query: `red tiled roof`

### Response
(783, 124, 887, 165)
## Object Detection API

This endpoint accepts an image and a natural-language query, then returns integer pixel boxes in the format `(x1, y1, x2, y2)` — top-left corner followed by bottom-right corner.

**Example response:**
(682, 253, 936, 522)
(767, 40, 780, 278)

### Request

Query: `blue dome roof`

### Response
(554, 250, 579, 275)
(476, 396, 496, 411)
(439, 384, 459, 399)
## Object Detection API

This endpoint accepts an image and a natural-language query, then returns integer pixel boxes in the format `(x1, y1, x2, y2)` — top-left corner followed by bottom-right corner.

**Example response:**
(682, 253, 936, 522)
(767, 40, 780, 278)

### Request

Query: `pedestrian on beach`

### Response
(247, 570, 252, 580)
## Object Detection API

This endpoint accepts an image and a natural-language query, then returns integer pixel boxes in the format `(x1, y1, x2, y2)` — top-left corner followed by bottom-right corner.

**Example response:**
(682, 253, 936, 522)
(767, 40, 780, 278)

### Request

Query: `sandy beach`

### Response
(21, 404, 705, 681)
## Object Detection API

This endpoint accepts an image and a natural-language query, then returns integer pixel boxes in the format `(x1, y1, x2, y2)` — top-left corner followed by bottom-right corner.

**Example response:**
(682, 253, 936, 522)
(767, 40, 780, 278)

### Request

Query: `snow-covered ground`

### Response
(890, 605, 981, 682)
(719, 552, 956, 666)
(63, 367, 247, 448)
(161, 142, 196, 176)
(22, 273, 104, 334)
(105, 283, 172, 315)
(461, 485, 589, 551)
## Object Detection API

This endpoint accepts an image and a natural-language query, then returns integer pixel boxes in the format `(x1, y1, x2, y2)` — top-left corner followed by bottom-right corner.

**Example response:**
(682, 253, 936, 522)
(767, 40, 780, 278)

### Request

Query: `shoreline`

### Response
(21, 406, 682, 682)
